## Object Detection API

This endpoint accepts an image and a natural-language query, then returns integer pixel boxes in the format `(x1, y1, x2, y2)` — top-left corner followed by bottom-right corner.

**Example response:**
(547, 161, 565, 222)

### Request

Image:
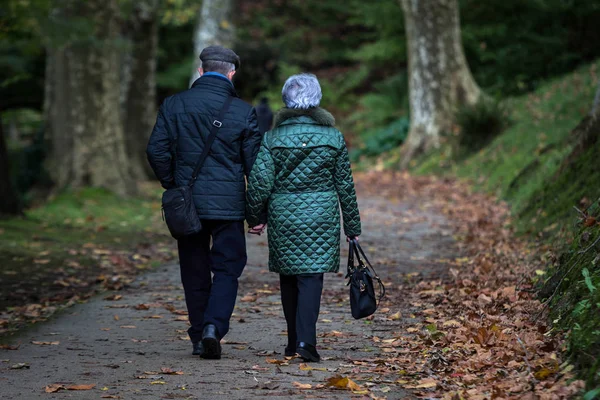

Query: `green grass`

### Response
(414, 59, 600, 235)
(0, 184, 173, 317)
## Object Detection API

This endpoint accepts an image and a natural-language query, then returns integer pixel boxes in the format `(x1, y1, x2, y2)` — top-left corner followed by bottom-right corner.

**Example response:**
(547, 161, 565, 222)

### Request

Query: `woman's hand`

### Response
(248, 224, 266, 235)
(346, 236, 359, 242)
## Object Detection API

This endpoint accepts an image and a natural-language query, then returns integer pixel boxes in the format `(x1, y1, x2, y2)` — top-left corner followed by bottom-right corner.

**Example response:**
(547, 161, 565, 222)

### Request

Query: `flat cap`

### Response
(199, 45, 240, 70)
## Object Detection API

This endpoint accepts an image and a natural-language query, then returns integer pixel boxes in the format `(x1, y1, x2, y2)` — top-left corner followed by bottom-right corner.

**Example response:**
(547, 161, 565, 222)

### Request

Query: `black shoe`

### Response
(284, 346, 296, 357)
(192, 341, 204, 356)
(200, 324, 221, 360)
(296, 342, 320, 362)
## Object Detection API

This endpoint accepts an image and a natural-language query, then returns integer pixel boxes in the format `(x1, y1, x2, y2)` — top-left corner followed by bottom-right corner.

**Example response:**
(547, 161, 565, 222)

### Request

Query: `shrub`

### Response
(456, 99, 510, 154)
(350, 117, 409, 163)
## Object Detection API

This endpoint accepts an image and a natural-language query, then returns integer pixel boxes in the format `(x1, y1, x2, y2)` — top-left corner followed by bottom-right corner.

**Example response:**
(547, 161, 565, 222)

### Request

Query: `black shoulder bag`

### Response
(346, 239, 386, 319)
(161, 96, 233, 239)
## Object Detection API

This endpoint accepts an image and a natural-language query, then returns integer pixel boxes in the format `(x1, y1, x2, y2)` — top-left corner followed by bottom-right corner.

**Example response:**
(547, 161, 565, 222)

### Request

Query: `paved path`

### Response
(0, 188, 457, 400)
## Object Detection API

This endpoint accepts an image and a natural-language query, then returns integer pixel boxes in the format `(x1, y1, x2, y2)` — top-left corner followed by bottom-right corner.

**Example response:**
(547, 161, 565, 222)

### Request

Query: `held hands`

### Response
(346, 235, 359, 242)
(248, 224, 266, 235)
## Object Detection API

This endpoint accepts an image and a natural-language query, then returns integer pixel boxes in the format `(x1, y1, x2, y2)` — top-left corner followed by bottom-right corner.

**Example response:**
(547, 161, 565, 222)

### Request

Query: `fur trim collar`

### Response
(273, 107, 335, 128)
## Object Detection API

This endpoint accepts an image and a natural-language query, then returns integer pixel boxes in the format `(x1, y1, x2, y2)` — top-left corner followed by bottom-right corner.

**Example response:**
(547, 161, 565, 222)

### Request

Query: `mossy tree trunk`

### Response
(399, 0, 482, 167)
(189, 0, 235, 86)
(45, 0, 135, 197)
(0, 113, 22, 216)
(123, 0, 159, 181)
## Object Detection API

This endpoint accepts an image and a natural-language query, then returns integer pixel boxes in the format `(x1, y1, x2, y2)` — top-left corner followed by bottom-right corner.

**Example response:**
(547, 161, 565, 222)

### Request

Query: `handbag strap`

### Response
(188, 96, 234, 187)
(351, 239, 387, 301)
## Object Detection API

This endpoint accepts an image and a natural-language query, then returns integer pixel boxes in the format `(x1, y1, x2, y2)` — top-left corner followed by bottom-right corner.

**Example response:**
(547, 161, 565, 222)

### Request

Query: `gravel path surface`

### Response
(0, 187, 457, 400)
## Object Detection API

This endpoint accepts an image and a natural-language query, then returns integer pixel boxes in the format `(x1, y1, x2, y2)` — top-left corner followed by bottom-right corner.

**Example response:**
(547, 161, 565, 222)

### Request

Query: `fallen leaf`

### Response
(150, 381, 166, 385)
(160, 367, 184, 375)
(45, 384, 63, 393)
(11, 363, 29, 369)
(66, 384, 96, 390)
(266, 358, 288, 365)
(31, 341, 59, 346)
(120, 325, 136, 329)
(241, 294, 257, 302)
(134, 304, 150, 310)
(389, 311, 402, 321)
(104, 294, 122, 301)
(326, 375, 361, 391)
(45, 383, 96, 393)
(293, 382, 312, 389)
(0, 343, 20, 350)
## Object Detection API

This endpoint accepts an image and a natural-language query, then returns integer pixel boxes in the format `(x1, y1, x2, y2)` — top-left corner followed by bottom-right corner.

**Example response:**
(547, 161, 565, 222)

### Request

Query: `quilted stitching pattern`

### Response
(246, 117, 361, 275)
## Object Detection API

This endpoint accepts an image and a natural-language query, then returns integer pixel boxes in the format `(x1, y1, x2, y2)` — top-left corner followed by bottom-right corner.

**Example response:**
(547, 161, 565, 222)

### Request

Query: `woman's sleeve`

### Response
(334, 138, 362, 237)
(246, 134, 275, 227)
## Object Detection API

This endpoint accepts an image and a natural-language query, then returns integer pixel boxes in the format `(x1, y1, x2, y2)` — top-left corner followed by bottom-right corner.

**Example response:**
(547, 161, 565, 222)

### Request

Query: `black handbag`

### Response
(346, 239, 386, 319)
(161, 96, 233, 239)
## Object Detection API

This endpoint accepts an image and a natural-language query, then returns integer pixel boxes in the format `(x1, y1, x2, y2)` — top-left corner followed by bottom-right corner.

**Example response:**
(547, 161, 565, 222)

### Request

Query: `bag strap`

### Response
(188, 96, 234, 187)
(345, 239, 356, 279)
(351, 239, 386, 301)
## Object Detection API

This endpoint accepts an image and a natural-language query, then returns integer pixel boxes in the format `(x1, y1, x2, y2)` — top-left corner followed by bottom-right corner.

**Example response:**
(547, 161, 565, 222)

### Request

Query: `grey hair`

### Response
(202, 60, 235, 75)
(282, 73, 322, 109)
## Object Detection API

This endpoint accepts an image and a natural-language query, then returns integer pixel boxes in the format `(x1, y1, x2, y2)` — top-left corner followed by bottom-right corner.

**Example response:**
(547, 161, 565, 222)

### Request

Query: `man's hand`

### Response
(248, 224, 266, 235)
(346, 236, 359, 242)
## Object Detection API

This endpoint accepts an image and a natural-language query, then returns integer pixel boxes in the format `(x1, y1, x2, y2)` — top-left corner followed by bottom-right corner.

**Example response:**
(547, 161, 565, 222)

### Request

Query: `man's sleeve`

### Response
(146, 103, 176, 189)
(242, 107, 264, 176)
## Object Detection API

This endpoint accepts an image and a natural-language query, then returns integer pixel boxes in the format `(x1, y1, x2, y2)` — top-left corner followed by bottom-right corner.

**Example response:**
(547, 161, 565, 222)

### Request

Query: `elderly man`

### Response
(147, 46, 262, 359)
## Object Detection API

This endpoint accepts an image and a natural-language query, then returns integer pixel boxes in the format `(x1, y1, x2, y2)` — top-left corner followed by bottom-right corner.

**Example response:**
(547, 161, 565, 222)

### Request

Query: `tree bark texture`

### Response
(123, 0, 159, 181)
(189, 0, 235, 86)
(592, 81, 600, 116)
(0, 114, 23, 216)
(45, 0, 135, 196)
(400, 0, 481, 166)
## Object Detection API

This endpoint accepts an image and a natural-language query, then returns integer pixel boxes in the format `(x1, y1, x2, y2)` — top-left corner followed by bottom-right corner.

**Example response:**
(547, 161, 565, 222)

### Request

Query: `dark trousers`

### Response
(280, 273, 324, 347)
(177, 220, 247, 343)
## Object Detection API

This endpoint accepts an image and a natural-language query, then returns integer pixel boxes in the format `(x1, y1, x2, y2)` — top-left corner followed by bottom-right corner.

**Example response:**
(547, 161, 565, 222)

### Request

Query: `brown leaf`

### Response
(134, 304, 150, 310)
(584, 216, 597, 227)
(241, 294, 257, 302)
(104, 294, 122, 301)
(45, 384, 64, 393)
(119, 325, 136, 329)
(266, 358, 288, 365)
(66, 384, 96, 390)
(0, 343, 20, 350)
(160, 367, 184, 375)
(31, 341, 59, 346)
(325, 375, 361, 391)
(292, 382, 312, 389)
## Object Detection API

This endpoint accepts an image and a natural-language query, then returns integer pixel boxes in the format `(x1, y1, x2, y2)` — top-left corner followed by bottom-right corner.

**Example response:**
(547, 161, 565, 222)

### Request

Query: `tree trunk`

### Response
(591, 81, 600, 116)
(189, 0, 235, 86)
(45, 0, 135, 196)
(0, 113, 22, 216)
(123, 0, 159, 181)
(399, 0, 481, 167)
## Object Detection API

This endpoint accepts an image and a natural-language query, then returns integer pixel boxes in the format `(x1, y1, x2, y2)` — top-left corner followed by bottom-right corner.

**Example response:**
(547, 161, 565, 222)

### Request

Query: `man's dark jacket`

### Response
(147, 75, 262, 221)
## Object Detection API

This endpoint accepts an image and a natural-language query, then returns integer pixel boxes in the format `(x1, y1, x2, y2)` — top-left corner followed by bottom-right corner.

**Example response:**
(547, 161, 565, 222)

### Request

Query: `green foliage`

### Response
(584, 388, 600, 400)
(350, 117, 409, 163)
(461, 0, 600, 95)
(455, 99, 510, 154)
(543, 210, 600, 388)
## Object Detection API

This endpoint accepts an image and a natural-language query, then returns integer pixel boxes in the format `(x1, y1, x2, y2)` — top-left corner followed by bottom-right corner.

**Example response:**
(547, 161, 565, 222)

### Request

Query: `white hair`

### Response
(201, 60, 235, 74)
(281, 73, 322, 109)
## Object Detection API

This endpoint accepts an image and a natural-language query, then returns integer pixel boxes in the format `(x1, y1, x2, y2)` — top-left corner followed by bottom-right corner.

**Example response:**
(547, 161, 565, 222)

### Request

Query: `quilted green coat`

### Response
(246, 107, 361, 275)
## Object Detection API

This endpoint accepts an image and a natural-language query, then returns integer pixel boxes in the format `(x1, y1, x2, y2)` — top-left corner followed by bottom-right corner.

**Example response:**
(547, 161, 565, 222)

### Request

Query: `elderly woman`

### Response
(246, 73, 361, 362)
